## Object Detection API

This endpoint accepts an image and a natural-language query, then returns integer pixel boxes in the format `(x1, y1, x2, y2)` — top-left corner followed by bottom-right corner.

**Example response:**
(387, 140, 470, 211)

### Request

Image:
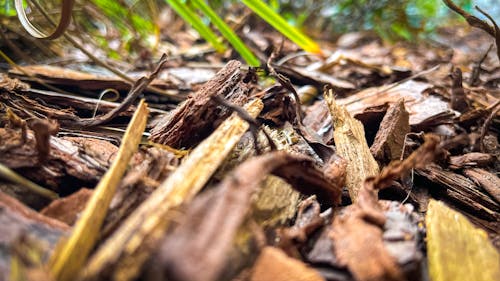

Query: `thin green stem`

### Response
(242, 0, 322, 54)
(191, 0, 260, 66)
(165, 0, 226, 53)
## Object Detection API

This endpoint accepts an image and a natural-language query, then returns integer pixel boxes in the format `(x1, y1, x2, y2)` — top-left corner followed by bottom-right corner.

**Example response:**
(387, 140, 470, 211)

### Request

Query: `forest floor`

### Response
(0, 16, 499, 281)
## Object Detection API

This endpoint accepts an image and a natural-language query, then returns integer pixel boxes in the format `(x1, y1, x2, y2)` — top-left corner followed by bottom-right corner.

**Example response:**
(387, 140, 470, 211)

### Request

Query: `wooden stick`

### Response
(47, 100, 149, 281)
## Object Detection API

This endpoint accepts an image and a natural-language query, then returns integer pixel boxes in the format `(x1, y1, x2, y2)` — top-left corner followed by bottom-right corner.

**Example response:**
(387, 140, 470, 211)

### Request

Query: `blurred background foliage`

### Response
(1, 0, 499, 61)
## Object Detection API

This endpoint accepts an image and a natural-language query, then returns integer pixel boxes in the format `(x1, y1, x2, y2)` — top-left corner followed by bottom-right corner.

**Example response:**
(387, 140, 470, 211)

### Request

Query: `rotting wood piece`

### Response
(81, 99, 264, 281)
(149, 60, 251, 148)
(370, 99, 410, 164)
(324, 88, 379, 202)
(426, 199, 500, 281)
(0, 127, 105, 190)
(158, 151, 339, 281)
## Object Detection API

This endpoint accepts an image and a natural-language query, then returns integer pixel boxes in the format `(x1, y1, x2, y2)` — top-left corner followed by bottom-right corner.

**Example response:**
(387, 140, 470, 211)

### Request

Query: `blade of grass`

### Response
(0, 163, 59, 200)
(165, 0, 226, 53)
(47, 100, 149, 281)
(191, 0, 260, 66)
(242, 0, 322, 55)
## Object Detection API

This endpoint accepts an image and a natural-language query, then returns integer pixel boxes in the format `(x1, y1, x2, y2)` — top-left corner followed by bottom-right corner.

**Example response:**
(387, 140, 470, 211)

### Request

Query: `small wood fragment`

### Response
(47, 100, 149, 281)
(426, 199, 500, 281)
(324, 88, 379, 202)
(463, 168, 500, 204)
(149, 60, 250, 148)
(82, 98, 264, 281)
(250, 247, 325, 281)
(40, 188, 93, 225)
(370, 99, 410, 163)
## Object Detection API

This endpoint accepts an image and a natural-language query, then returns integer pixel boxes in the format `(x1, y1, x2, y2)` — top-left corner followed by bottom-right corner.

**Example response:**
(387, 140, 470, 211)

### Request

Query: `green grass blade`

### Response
(165, 0, 226, 53)
(242, 0, 322, 54)
(191, 0, 260, 66)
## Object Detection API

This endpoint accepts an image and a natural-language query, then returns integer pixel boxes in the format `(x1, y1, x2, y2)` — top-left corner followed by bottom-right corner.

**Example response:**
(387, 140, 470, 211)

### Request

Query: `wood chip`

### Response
(47, 99, 149, 281)
(324, 88, 379, 202)
(40, 188, 93, 225)
(149, 60, 250, 148)
(251, 247, 325, 281)
(370, 99, 410, 163)
(81, 98, 264, 281)
(426, 199, 500, 281)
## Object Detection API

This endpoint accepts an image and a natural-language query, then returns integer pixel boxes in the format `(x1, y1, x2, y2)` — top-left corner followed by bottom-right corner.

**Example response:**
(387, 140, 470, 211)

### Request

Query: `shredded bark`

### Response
(149, 60, 251, 148)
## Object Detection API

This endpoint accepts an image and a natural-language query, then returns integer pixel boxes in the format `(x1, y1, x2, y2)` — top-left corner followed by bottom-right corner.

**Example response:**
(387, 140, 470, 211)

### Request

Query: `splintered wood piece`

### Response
(324, 88, 379, 202)
(250, 247, 325, 281)
(370, 99, 410, 163)
(426, 199, 500, 281)
(47, 100, 149, 281)
(149, 60, 250, 148)
(82, 98, 264, 281)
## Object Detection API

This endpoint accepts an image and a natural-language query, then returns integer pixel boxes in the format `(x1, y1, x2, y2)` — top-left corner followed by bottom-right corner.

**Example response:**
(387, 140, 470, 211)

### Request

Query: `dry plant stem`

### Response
(469, 44, 493, 86)
(74, 54, 167, 127)
(81, 99, 264, 281)
(27, 0, 182, 101)
(324, 88, 379, 202)
(0, 163, 58, 200)
(47, 100, 149, 281)
(442, 0, 500, 60)
(426, 200, 500, 281)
